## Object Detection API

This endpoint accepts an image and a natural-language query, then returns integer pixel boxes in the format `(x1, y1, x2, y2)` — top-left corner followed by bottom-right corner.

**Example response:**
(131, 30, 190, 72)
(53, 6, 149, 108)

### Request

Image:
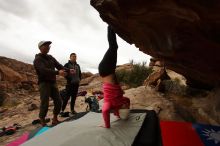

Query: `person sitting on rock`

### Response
(98, 25, 130, 128)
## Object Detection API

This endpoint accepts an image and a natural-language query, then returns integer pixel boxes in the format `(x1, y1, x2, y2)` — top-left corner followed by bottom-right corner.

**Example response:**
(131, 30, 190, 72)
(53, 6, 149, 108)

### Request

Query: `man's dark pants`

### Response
(62, 83, 79, 112)
(39, 82, 62, 119)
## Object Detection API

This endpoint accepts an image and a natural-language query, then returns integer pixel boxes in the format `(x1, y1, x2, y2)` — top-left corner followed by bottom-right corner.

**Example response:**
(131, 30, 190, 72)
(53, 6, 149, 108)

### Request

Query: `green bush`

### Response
(116, 61, 153, 88)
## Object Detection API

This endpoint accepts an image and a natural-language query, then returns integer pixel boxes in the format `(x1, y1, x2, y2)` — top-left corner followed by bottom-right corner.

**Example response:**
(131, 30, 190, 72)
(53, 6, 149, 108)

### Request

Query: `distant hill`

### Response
(0, 56, 37, 91)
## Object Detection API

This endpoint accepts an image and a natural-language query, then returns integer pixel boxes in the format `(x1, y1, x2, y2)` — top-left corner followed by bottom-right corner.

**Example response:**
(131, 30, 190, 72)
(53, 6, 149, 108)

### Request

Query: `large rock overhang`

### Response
(91, 0, 220, 88)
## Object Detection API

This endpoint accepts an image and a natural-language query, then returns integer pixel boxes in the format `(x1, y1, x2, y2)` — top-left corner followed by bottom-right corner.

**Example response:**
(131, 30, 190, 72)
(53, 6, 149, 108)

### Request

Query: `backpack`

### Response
(85, 96, 99, 112)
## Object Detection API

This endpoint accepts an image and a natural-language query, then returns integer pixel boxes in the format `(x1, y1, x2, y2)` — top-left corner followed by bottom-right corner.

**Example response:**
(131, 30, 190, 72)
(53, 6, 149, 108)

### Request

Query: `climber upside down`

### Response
(98, 25, 130, 128)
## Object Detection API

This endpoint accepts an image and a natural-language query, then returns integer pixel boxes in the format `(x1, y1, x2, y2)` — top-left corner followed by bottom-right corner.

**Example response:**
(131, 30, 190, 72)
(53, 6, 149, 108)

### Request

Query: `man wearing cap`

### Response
(34, 41, 69, 126)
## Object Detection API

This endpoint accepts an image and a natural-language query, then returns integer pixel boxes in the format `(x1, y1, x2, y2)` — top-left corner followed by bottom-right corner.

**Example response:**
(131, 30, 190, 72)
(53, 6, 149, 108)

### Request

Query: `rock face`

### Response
(0, 57, 36, 83)
(91, 0, 220, 88)
(0, 64, 23, 82)
(144, 67, 171, 92)
(0, 56, 38, 107)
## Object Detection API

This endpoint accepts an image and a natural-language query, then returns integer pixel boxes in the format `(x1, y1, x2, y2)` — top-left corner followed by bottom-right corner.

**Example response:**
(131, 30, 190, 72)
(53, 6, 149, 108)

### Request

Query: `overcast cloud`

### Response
(0, 0, 150, 73)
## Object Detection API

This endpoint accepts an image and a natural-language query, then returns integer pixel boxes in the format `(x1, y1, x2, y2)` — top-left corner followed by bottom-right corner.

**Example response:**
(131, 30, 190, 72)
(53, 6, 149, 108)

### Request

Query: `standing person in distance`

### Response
(61, 53, 82, 116)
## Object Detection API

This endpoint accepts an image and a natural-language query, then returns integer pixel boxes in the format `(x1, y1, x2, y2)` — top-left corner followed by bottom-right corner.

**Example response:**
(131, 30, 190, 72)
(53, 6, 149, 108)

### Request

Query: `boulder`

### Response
(91, 0, 220, 89)
(0, 90, 6, 106)
(0, 64, 23, 83)
(144, 68, 171, 87)
(81, 72, 93, 79)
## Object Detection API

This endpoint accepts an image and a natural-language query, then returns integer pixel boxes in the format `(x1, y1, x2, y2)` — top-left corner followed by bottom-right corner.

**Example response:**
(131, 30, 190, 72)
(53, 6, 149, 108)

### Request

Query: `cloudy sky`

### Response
(0, 0, 150, 73)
